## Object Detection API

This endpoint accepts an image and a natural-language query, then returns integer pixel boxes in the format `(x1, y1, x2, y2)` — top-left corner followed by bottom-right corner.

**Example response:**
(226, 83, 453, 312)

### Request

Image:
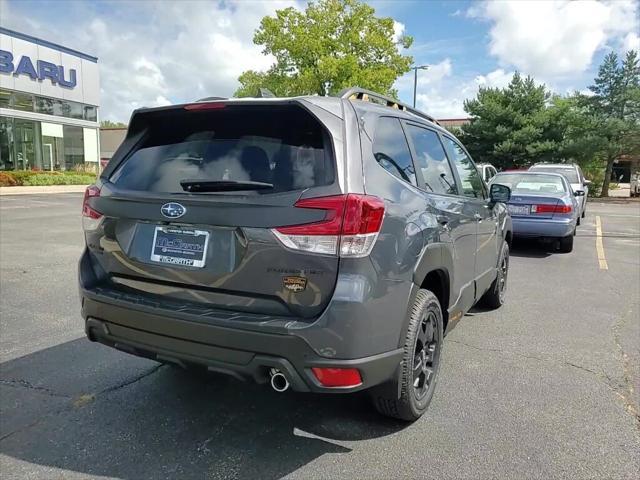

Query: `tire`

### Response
(559, 234, 574, 253)
(371, 289, 443, 422)
(481, 241, 509, 309)
(581, 206, 586, 218)
(577, 217, 581, 226)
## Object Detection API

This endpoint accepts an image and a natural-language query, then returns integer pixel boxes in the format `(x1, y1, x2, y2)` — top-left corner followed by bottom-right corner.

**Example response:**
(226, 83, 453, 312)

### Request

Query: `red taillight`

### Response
(184, 102, 226, 111)
(311, 367, 362, 388)
(342, 194, 386, 235)
(82, 185, 102, 230)
(277, 195, 347, 235)
(82, 185, 101, 218)
(272, 194, 385, 257)
(532, 204, 572, 214)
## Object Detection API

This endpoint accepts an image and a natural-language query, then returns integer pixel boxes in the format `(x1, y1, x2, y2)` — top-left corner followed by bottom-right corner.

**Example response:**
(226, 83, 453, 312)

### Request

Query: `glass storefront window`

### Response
(0, 117, 13, 170)
(1, 116, 97, 172)
(63, 125, 84, 170)
(12, 92, 35, 112)
(0, 89, 98, 122)
(0, 90, 10, 109)
(83, 105, 97, 122)
(13, 119, 42, 170)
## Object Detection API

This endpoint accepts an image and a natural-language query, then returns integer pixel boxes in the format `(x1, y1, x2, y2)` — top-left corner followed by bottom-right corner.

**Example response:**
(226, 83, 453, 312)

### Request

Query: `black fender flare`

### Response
(412, 242, 454, 302)
(395, 242, 454, 349)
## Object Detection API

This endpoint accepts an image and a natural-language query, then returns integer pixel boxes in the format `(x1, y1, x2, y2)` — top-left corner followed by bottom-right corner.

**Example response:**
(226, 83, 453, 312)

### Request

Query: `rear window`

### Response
(110, 105, 334, 194)
(492, 173, 567, 194)
(529, 166, 579, 183)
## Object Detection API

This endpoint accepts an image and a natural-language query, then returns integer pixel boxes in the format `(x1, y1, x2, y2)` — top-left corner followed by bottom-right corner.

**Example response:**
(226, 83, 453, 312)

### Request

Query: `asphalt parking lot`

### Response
(1, 193, 638, 479)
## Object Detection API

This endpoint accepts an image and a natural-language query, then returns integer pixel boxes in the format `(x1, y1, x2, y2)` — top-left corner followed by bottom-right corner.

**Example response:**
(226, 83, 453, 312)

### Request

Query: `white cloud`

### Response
(2, 0, 297, 121)
(392, 20, 406, 43)
(397, 59, 516, 118)
(474, 69, 513, 90)
(623, 32, 640, 52)
(469, 0, 639, 80)
(417, 59, 452, 85)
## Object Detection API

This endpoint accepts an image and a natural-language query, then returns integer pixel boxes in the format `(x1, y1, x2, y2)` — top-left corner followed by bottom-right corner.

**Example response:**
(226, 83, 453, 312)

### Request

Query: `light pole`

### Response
(412, 65, 429, 108)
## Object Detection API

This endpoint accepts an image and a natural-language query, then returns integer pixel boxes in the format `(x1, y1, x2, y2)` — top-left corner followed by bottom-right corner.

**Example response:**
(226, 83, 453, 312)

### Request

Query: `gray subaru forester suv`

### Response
(79, 88, 512, 421)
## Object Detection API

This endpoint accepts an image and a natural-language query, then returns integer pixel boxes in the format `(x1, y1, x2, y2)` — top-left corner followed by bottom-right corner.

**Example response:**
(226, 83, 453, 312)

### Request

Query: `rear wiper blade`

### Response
(180, 179, 274, 192)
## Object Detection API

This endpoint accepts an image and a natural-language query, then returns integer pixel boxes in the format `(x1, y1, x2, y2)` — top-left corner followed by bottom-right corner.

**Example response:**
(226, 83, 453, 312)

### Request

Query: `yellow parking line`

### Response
(595, 216, 608, 270)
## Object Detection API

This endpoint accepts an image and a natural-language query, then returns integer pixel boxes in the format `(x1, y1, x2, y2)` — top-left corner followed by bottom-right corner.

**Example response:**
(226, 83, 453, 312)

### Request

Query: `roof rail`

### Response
(338, 87, 439, 125)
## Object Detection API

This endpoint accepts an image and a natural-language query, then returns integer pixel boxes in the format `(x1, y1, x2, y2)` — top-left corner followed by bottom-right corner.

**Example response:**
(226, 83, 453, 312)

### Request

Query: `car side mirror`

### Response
(490, 183, 511, 203)
(574, 190, 585, 197)
(583, 180, 592, 186)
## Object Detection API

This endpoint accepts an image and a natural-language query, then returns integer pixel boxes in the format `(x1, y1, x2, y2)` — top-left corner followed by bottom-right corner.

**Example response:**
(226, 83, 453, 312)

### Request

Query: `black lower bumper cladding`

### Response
(82, 294, 403, 394)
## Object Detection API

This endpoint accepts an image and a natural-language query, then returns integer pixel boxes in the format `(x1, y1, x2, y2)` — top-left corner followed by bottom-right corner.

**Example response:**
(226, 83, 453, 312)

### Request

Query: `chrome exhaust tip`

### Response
(269, 368, 290, 392)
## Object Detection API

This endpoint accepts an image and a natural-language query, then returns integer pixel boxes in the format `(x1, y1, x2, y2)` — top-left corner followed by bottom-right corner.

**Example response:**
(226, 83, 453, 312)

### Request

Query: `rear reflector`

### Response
(184, 102, 226, 111)
(272, 194, 385, 257)
(311, 367, 362, 388)
(532, 204, 572, 214)
(82, 185, 102, 230)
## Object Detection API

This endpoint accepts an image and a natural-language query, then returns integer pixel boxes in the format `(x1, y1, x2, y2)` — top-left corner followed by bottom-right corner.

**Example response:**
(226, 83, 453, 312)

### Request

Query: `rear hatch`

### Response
(84, 101, 344, 320)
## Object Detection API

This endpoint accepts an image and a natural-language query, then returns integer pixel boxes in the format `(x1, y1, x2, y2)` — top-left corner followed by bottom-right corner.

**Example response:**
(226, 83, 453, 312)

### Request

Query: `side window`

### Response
(372, 117, 417, 187)
(442, 136, 485, 199)
(405, 124, 457, 195)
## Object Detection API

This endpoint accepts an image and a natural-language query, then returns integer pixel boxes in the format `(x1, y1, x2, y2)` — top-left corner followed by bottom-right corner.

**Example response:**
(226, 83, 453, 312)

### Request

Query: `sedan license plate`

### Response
(150, 226, 209, 268)
(508, 204, 530, 216)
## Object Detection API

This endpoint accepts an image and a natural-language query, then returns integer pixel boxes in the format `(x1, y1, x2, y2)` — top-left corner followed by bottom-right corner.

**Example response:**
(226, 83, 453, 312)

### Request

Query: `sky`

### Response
(1, 0, 638, 122)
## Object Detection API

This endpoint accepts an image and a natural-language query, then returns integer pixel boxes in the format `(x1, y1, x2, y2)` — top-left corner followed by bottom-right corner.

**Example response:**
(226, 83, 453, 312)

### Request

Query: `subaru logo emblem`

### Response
(160, 202, 186, 219)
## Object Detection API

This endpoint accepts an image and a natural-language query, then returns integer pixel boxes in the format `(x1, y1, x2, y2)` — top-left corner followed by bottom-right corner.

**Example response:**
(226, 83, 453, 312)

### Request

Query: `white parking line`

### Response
(595, 216, 608, 270)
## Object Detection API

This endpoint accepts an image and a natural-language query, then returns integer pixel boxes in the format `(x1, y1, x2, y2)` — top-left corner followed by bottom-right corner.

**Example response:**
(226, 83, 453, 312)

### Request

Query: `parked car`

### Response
(79, 88, 512, 421)
(631, 171, 640, 197)
(528, 163, 590, 223)
(490, 171, 580, 252)
(477, 163, 498, 184)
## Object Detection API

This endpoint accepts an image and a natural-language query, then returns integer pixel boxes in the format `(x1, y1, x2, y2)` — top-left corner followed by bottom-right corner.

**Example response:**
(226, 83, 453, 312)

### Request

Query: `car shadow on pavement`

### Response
(509, 238, 553, 258)
(0, 338, 405, 480)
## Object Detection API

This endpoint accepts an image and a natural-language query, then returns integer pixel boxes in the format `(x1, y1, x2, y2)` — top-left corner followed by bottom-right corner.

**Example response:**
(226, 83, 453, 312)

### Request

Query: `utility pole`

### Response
(412, 65, 430, 108)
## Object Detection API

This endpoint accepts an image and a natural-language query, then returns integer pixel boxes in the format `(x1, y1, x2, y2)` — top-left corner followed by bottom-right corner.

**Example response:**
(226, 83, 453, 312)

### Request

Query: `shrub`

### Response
(0, 172, 17, 187)
(582, 162, 605, 197)
(0, 170, 97, 186)
(21, 173, 96, 186)
(73, 163, 100, 175)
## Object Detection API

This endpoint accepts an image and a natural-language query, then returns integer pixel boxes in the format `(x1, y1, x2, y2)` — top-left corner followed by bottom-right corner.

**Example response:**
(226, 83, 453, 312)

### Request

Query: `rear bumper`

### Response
(81, 294, 402, 394)
(512, 216, 576, 238)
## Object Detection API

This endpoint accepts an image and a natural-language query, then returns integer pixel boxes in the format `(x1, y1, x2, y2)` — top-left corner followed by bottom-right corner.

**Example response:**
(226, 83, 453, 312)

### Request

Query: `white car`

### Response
(477, 163, 498, 184)
(529, 163, 590, 223)
(631, 171, 640, 197)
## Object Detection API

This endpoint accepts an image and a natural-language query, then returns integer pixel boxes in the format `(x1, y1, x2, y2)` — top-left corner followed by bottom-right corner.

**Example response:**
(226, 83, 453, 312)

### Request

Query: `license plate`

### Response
(508, 204, 530, 216)
(150, 226, 209, 268)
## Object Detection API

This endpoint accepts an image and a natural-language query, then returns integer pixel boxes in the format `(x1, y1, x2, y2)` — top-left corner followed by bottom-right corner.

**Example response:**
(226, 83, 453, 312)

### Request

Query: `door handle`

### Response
(436, 215, 449, 226)
(473, 213, 482, 221)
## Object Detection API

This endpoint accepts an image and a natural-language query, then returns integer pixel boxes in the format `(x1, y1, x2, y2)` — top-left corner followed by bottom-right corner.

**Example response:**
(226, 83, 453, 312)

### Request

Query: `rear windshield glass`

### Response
(529, 167, 579, 183)
(492, 173, 567, 194)
(110, 105, 334, 194)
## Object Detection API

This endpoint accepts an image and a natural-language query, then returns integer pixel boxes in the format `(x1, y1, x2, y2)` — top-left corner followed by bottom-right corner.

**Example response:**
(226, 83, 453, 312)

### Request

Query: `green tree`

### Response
(234, 0, 413, 98)
(584, 51, 640, 197)
(100, 120, 127, 128)
(459, 73, 556, 169)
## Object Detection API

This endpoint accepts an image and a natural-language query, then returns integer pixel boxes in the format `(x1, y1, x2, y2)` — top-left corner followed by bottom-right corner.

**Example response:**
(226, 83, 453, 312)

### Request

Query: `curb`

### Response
(588, 198, 640, 205)
(0, 185, 89, 196)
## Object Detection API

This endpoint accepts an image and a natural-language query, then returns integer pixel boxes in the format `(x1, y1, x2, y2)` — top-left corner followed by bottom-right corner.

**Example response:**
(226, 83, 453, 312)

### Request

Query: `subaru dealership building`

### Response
(0, 27, 100, 172)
